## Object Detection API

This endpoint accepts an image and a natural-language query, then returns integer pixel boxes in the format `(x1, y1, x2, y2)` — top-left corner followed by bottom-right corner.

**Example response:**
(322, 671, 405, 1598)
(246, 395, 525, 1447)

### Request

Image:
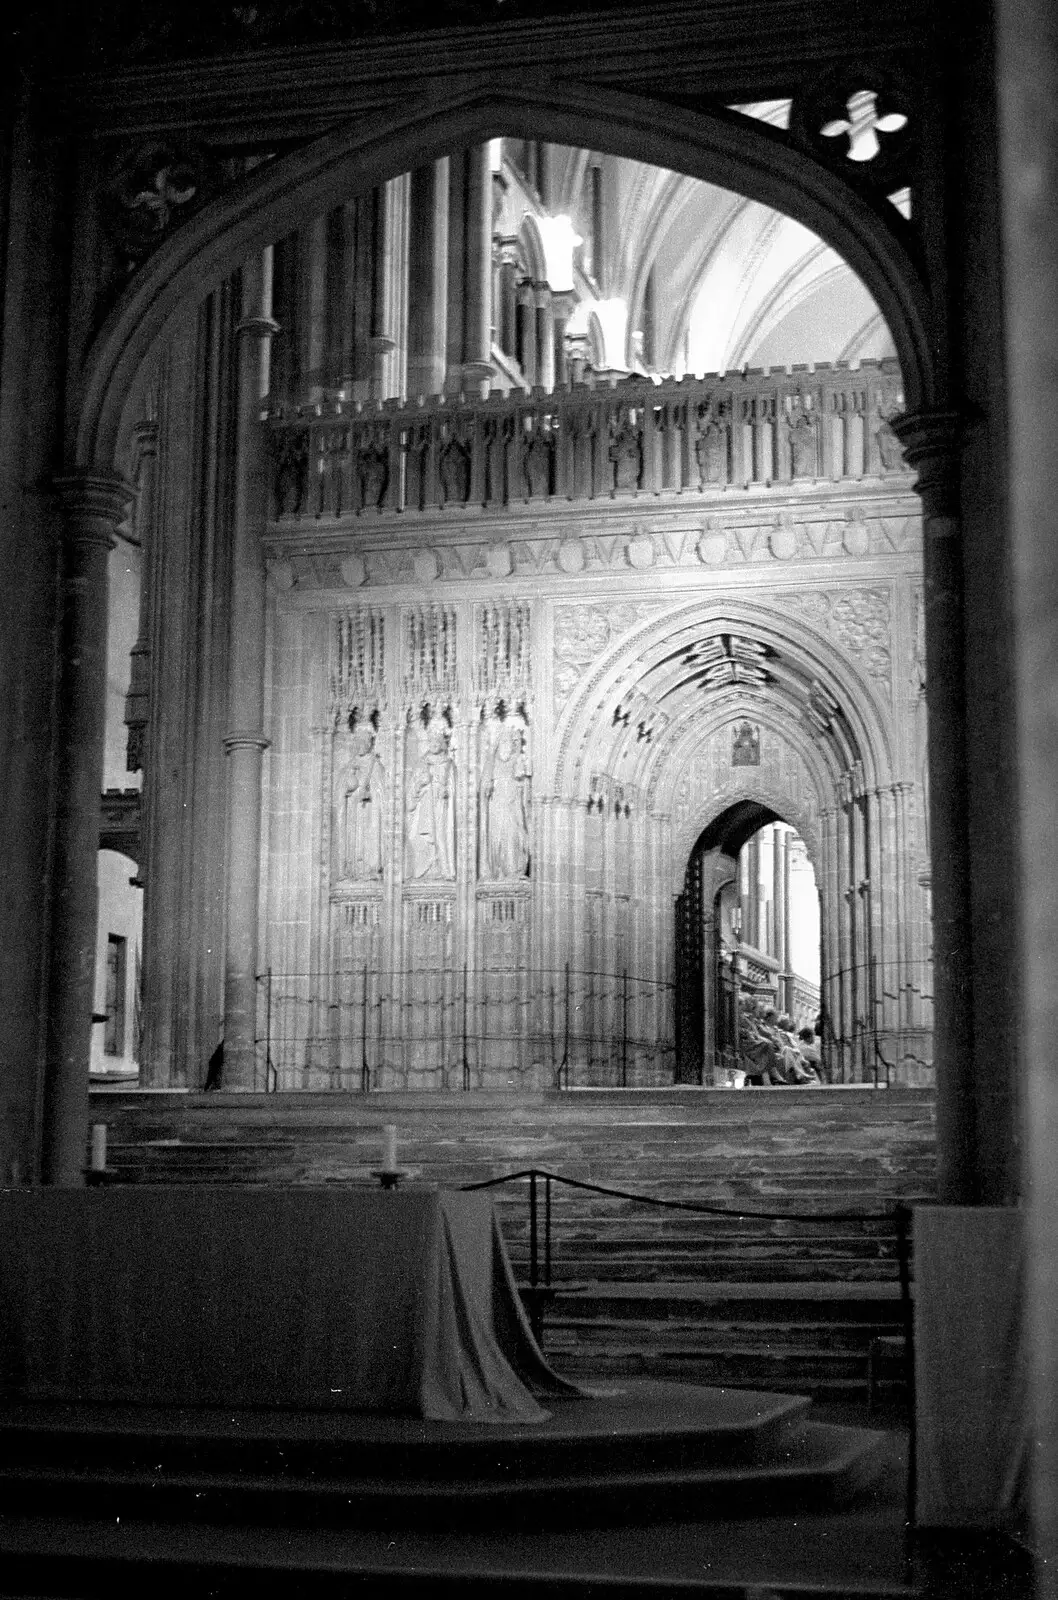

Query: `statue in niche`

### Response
(731, 721, 761, 767)
(609, 416, 643, 492)
(788, 410, 818, 478)
(405, 717, 456, 880)
(480, 720, 531, 879)
(356, 439, 389, 509)
(695, 411, 727, 484)
(522, 430, 552, 499)
(334, 723, 387, 879)
(439, 436, 471, 506)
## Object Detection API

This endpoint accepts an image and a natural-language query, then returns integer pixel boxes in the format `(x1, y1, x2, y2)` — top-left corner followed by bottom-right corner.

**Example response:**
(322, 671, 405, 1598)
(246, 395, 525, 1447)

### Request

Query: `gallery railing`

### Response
(266, 359, 907, 521)
(255, 964, 677, 1093)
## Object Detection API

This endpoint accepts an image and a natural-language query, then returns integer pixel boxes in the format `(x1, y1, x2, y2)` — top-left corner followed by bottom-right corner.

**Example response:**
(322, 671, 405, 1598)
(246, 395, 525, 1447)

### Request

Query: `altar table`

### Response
(0, 1188, 574, 1422)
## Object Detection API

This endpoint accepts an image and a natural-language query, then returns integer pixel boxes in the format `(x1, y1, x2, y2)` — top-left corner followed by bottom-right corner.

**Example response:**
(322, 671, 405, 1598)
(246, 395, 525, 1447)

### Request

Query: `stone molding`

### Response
(222, 731, 272, 753)
(65, 4, 932, 137)
(54, 471, 135, 552)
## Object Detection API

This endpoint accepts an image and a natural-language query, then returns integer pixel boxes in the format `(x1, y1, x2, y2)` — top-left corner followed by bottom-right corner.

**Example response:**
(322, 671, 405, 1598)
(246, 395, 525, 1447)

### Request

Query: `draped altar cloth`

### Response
(0, 1188, 577, 1423)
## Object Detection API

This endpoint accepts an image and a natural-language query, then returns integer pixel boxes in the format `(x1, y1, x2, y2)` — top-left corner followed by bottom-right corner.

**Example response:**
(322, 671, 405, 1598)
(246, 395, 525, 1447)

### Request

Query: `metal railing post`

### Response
(529, 1169, 539, 1290)
(621, 967, 629, 1088)
(265, 967, 273, 1092)
(462, 960, 470, 1091)
(560, 960, 571, 1089)
(545, 1174, 552, 1289)
(360, 965, 370, 1093)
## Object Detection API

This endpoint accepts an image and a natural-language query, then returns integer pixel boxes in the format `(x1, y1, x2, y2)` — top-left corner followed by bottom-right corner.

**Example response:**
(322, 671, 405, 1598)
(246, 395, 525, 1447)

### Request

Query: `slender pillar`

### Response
(370, 177, 407, 400)
(892, 411, 977, 1201)
(497, 239, 520, 359)
(552, 290, 577, 388)
(222, 255, 277, 1090)
(998, 7, 1058, 1575)
(535, 282, 555, 392)
(463, 143, 494, 394)
(444, 155, 466, 392)
(746, 833, 760, 950)
(298, 214, 328, 401)
(42, 472, 134, 1184)
(517, 280, 537, 388)
(406, 159, 449, 399)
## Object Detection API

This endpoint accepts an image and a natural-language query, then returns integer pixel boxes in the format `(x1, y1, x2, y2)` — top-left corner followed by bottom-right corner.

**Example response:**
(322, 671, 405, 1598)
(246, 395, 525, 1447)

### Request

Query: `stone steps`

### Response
(90, 1087, 931, 1397)
(0, 1382, 886, 1529)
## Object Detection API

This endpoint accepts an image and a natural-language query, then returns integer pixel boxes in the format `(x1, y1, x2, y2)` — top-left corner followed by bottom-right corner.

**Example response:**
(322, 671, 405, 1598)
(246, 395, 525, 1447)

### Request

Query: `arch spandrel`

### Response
(75, 79, 934, 467)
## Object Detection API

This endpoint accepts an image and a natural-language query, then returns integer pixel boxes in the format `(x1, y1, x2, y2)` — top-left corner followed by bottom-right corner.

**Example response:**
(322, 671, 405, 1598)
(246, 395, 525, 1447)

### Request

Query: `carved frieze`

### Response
(475, 600, 531, 706)
(553, 601, 661, 708)
(402, 604, 457, 702)
(786, 588, 892, 696)
(332, 607, 387, 723)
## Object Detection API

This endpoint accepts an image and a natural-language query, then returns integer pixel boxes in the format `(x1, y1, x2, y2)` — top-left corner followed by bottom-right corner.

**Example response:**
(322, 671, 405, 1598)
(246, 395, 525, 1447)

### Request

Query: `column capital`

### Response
(54, 471, 134, 552)
(889, 410, 965, 505)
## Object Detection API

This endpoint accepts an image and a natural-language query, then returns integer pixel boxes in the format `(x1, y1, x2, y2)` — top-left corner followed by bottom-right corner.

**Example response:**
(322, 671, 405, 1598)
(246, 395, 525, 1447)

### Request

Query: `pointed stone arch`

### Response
(74, 78, 935, 468)
(545, 591, 925, 1085)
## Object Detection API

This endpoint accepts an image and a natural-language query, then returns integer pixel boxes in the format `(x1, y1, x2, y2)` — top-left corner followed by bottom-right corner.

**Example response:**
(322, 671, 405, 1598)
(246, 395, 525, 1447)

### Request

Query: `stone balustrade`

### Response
(267, 359, 907, 522)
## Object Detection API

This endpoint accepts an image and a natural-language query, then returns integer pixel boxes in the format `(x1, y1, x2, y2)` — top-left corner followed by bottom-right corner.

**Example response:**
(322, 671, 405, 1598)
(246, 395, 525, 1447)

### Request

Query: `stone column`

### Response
(298, 214, 328, 402)
(41, 472, 133, 1185)
(746, 832, 760, 950)
(552, 291, 577, 389)
(406, 159, 449, 400)
(535, 282, 555, 392)
(462, 143, 494, 395)
(222, 255, 277, 1090)
(997, 2, 1058, 1573)
(517, 281, 538, 389)
(497, 239, 519, 359)
(370, 179, 406, 400)
(892, 412, 976, 1200)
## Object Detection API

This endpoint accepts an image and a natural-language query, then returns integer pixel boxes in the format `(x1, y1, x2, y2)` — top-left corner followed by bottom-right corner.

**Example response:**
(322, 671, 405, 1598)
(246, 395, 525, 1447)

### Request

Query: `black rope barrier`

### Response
(462, 1164, 922, 1226)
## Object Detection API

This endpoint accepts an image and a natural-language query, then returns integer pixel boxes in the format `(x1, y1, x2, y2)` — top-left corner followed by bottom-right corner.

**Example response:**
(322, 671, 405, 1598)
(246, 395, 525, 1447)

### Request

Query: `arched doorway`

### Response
(69, 104, 933, 1101)
(676, 803, 822, 1085)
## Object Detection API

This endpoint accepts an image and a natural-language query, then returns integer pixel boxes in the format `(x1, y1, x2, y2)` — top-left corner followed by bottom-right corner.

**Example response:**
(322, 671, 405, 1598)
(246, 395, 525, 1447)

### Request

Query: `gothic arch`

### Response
(74, 77, 935, 468)
(554, 595, 895, 804)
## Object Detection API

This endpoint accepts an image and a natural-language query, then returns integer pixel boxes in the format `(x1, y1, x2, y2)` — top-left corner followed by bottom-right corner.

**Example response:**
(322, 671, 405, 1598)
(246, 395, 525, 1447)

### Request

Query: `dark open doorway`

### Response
(675, 801, 821, 1085)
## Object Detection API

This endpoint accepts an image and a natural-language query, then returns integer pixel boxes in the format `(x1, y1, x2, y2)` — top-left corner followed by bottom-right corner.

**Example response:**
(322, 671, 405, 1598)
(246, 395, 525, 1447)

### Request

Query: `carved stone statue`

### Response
(788, 411, 818, 478)
(480, 722, 531, 879)
(405, 718, 456, 880)
(695, 413, 726, 484)
(334, 726, 386, 879)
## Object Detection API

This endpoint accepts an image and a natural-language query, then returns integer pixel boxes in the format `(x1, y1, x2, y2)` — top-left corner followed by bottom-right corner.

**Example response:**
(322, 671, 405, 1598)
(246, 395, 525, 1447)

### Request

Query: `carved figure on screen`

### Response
(480, 721, 531, 879)
(695, 411, 726, 484)
(405, 717, 456, 880)
(335, 725, 386, 880)
(788, 410, 817, 478)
